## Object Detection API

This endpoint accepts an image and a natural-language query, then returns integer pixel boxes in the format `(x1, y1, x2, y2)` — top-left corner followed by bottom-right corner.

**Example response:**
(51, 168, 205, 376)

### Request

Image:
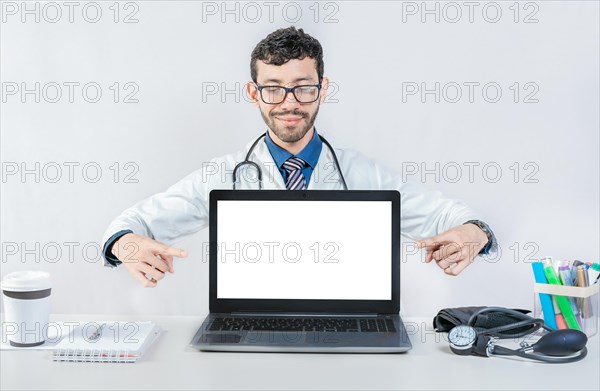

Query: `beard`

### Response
(260, 105, 320, 143)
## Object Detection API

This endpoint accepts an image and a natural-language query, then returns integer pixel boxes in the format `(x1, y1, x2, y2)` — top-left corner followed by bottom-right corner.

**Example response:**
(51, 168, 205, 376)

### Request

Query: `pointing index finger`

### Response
(155, 244, 188, 258)
(416, 232, 452, 250)
(416, 237, 441, 250)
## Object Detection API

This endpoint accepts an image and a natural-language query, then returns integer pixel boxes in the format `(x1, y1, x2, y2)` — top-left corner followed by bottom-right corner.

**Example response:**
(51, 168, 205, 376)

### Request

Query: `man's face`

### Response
(248, 58, 329, 144)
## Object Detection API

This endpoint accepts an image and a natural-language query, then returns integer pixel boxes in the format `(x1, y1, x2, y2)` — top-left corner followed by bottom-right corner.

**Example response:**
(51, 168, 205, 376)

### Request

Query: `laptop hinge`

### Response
(230, 311, 382, 317)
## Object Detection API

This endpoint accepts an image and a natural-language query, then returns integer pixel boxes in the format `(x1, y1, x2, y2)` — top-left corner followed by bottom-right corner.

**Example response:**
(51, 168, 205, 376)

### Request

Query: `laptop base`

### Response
(190, 313, 412, 353)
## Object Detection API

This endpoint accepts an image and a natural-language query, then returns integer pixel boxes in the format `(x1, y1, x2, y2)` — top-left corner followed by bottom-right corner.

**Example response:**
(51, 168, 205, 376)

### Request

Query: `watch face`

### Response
(449, 325, 477, 347)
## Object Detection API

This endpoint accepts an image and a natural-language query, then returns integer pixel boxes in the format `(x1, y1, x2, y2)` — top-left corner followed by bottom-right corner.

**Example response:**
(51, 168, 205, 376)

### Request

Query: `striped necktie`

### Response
(282, 157, 307, 190)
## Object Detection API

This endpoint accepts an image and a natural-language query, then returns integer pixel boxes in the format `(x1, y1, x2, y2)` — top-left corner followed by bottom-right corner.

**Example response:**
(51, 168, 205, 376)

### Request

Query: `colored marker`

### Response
(559, 265, 583, 328)
(531, 262, 557, 330)
(585, 262, 600, 284)
(541, 258, 567, 329)
(543, 265, 581, 330)
(552, 296, 567, 329)
(585, 262, 600, 270)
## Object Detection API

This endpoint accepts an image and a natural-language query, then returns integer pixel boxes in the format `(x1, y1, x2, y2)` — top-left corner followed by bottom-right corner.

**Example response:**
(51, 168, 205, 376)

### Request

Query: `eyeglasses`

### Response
(254, 83, 322, 104)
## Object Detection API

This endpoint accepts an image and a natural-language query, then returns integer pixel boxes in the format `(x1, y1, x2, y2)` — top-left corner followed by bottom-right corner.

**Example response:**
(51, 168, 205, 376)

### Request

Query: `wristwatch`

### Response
(463, 220, 497, 255)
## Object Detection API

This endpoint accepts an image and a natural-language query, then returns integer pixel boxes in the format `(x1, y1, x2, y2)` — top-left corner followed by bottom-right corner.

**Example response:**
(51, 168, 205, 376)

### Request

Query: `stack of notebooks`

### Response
(52, 321, 161, 363)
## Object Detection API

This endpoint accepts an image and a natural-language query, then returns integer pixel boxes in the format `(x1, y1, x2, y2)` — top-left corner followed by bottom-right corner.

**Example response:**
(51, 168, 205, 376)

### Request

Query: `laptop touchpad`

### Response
(202, 334, 242, 344)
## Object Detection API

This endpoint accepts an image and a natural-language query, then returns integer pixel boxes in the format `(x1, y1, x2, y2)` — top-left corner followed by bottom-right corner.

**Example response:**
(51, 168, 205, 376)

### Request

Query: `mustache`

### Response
(270, 110, 308, 118)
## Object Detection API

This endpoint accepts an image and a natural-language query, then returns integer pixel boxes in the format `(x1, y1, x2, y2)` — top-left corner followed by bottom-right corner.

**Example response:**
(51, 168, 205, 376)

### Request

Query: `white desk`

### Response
(1, 314, 599, 390)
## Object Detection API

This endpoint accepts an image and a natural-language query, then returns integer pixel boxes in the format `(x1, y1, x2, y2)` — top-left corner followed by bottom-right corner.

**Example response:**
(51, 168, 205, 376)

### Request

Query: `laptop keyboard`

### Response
(208, 317, 397, 333)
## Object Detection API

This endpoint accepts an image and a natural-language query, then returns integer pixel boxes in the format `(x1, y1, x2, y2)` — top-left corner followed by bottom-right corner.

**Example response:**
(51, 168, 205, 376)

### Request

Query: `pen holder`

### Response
(533, 283, 599, 337)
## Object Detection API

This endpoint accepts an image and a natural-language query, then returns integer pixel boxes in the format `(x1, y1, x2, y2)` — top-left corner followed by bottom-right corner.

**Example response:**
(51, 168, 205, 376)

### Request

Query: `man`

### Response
(102, 26, 497, 287)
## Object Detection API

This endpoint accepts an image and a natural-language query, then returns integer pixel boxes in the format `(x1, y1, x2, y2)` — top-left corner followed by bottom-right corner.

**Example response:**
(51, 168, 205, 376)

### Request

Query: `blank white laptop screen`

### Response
(217, 200, 392, 300)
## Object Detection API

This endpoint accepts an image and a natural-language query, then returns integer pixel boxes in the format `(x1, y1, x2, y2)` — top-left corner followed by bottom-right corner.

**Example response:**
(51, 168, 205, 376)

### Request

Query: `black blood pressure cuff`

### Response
(433, 306, 532, 333)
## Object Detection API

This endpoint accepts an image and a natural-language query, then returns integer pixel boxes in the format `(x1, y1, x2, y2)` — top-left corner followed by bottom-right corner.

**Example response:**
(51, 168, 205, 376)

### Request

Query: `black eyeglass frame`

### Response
(253, 83, 322, 104)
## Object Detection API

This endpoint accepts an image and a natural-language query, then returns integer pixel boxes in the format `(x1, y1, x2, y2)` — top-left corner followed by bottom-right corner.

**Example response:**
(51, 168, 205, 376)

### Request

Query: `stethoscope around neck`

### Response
(232, 133, 348, 190)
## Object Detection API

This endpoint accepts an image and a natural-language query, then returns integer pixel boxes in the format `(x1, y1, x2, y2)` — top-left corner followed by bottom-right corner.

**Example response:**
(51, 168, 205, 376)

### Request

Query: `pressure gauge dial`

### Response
(448, 325, 478, 355)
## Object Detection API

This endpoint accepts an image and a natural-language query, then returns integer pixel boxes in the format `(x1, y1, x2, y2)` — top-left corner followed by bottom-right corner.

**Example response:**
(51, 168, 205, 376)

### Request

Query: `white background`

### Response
(1, 1, 598, 317)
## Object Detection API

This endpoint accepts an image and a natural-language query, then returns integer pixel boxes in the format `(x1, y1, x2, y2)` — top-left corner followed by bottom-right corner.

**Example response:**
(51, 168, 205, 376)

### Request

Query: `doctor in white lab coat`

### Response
(102, 27, 496, 287)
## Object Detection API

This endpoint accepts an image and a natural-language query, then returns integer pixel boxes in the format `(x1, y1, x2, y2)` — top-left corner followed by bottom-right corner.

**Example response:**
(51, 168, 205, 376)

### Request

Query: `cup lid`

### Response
(1, 271, 51, 292)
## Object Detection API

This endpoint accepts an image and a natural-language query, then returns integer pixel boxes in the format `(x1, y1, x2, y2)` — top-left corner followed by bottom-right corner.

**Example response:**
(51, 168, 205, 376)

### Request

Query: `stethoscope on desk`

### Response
(448, 307, 588, 363)
(232, 133, 349, 190)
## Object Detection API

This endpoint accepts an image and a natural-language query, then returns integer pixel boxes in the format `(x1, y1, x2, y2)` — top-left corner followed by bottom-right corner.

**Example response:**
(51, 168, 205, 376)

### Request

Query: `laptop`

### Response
(189, 190, 412, 353)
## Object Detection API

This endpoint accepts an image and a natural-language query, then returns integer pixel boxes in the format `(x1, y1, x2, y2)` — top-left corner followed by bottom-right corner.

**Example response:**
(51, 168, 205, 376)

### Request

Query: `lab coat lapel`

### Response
(308, 144, 344, 190)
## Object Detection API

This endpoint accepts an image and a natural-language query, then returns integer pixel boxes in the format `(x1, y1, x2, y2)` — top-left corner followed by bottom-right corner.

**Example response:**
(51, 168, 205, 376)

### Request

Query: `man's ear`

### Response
(246, 81, 260, 108)
(319, 77, 330, 104)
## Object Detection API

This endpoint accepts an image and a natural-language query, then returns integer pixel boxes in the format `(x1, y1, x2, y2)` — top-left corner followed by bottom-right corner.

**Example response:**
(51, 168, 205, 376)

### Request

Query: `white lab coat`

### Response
(102, 135, 482, 267)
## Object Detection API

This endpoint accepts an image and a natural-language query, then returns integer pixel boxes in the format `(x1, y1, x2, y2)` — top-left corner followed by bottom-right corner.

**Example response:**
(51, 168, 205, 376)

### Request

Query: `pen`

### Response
(90, 323, 105, 341)
(576, 266, 592, 319)
(570, 260, 585, 289)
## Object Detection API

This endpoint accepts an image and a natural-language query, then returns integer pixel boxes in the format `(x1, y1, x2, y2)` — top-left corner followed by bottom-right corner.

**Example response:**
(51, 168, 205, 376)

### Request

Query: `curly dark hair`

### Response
(250, 26, 324, 83)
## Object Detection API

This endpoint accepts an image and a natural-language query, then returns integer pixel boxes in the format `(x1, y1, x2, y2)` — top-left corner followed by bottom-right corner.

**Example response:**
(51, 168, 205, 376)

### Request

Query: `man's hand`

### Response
(415, 224, 489, 276)
(112, 233, 188, 287)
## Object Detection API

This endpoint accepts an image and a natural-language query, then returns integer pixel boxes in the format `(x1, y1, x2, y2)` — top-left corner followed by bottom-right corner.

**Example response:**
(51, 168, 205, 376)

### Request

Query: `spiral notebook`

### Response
(52, 321, 161, 363)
